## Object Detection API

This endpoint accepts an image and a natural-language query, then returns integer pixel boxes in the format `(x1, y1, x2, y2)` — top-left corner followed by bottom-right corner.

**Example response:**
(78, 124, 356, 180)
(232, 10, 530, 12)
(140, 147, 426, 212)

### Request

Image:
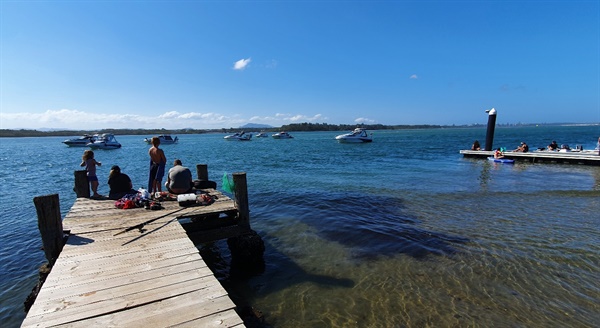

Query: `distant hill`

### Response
(239, 123, 274, 129)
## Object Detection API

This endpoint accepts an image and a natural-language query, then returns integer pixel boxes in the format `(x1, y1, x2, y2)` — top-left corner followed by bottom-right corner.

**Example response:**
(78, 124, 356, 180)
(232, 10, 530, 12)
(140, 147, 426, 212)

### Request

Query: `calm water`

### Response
(1, 126, 599, 327)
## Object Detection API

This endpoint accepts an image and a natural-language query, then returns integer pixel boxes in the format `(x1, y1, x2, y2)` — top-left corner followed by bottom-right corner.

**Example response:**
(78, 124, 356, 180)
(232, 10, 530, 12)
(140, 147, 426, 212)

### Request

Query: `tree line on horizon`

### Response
(2, 122, 582, 138)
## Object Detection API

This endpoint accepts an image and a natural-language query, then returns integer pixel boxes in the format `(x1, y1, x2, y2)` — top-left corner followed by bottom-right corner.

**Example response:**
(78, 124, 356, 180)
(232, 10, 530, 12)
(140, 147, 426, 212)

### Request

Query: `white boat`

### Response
(255, 131, 269, 138)
(224, 131, 252, 141)
(335, 128, 373, 143)
(144, 135, 178, 144)
(272, 131, 293, 139)
(87, 133, 122, 149)
(62, 134, 98, 147)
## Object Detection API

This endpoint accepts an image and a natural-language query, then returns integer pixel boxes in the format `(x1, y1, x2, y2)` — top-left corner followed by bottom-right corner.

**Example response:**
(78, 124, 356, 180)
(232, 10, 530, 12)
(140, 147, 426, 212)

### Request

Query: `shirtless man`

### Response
(148, 136, 167, 194)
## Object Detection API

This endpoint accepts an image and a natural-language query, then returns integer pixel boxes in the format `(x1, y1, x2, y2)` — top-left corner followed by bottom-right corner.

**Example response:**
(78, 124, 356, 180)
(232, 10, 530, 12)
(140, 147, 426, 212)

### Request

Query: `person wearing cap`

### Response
(107, 165, 137, 200)
(514, 141, 529, 152)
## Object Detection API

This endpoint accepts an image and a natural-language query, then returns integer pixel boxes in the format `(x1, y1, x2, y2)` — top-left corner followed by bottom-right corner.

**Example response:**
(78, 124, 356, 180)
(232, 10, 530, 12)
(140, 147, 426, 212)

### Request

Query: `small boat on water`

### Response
(335, 128, 373, 143)
(255, 131, 269, 138)
(62, 134, 98, 147)
(224, 131, 252, 141)
(87, 133, 122, 150)
(488, 157, 514, 164)
(272, 131, 293, 139)
(144, 135, 178, 145)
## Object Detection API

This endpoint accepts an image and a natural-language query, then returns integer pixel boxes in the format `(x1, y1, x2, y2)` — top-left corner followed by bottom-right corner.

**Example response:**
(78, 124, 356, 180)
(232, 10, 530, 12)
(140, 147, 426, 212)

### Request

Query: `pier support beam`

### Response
(195, 164, 217, 189)
(74, 170, 90, 198)
(33, 194, 64, 266)
(233, 172, 250, 229)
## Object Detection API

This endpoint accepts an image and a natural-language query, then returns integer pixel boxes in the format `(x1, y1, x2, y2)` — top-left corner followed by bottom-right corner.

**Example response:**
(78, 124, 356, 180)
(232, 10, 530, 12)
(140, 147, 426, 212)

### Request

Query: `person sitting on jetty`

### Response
(165, 159, 194, 194)
(547, 141, 559, 151)
(494, 148, 505, 159)
(107, 165, 137, 200)
(514, 141, 529, 152)
(471, 140, 481, 151)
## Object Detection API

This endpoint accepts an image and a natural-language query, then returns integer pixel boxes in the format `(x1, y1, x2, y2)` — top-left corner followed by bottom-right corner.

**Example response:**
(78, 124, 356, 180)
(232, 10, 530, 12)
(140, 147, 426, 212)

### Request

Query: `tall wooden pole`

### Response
(232, 172, 249, 229)
(33, 194, 63, 266)
(484, 108, 497, 151)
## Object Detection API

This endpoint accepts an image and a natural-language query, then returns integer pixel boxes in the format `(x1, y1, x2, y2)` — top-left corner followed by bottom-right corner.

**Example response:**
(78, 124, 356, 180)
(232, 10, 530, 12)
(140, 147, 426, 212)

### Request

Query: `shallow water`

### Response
(1, 126, 599, 327)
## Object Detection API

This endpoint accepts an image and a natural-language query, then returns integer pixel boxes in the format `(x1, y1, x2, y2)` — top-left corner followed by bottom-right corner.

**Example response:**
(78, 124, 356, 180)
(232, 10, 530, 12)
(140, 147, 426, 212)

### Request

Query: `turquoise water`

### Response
(1, 126, 599, 327)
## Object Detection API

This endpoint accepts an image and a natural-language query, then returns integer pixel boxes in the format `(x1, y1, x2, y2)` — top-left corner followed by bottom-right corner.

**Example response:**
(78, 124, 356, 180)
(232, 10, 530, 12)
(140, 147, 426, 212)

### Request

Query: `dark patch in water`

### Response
(275, 191, 469, 259)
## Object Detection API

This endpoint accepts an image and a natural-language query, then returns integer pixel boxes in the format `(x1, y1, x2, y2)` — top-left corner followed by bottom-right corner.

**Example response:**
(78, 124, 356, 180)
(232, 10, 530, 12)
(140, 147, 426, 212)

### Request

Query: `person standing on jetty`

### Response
(80, 150, 102, 199)
(148, 136, 167, 194)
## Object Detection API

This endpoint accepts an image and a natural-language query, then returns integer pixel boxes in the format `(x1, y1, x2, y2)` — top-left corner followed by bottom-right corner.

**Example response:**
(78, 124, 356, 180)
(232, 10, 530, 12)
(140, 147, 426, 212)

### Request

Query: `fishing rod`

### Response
(113, 207, 186, 236)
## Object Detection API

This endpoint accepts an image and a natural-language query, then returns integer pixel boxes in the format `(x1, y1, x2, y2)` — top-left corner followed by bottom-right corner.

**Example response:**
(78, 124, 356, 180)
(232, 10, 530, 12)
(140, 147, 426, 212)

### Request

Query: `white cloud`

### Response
(233, 58, 251, 70)
(410, 74, 418, 79)
(354, 117, 376, 124)
(0, 108, 329, 130)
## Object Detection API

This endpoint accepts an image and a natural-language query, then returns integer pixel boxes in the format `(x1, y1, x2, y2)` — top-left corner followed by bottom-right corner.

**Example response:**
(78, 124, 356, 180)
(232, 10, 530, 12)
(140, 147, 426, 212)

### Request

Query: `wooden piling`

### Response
(33, 194, 63, 266)
(196, 164, 208, 181)
(233, 172, 249, 229)
(74, 170, 89, 198)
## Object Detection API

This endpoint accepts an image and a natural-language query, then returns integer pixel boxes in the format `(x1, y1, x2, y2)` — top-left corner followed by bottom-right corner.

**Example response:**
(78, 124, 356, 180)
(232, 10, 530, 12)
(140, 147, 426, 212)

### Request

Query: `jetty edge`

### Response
(23, 164, 265, 327)
(460, 149, 600, 166)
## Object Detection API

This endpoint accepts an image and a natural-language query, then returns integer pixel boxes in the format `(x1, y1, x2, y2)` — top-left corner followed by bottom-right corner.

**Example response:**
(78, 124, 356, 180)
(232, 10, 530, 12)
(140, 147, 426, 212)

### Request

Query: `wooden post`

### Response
(74, 170, 89, 198)
(196, 164, 208, 181)
(232, 172, 249, 229)
(33, 194, 63, 266)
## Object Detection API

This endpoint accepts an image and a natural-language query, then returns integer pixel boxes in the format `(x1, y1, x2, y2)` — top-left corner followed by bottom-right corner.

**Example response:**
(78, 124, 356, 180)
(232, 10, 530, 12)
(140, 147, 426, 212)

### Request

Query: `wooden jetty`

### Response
(22, 166, 258, 327)
(460, 149, 600, 166)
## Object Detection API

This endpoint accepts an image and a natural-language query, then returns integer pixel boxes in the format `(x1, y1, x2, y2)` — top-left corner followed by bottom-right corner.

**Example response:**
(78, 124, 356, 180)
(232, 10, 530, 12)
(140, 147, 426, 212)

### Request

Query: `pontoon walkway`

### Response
(22, 182, 250, 327)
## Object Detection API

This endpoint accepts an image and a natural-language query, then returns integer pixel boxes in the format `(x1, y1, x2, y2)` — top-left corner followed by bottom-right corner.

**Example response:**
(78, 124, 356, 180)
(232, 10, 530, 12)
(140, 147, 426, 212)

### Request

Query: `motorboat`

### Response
(62, 134, 98, 147)
(272, 131, 293, 139)
(87, 133, 122, 149)
(144, 134, 178, 144)
(335, 128, 373, 143)
(224, 131, 252, 141)
(255, 131, 269, 138)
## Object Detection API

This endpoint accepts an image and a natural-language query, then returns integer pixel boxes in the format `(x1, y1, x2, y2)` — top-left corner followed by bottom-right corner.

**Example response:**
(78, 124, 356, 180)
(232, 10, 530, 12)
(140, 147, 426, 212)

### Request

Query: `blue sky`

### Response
(1, 0, 599, 130)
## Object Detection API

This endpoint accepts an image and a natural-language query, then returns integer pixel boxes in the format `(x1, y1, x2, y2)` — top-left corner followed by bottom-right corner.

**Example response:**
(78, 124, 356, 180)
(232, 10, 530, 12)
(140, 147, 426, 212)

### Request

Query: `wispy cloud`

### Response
(410, 74, 418, 79)
(233, 58, 251, 70)
(355, 117, 376, 124)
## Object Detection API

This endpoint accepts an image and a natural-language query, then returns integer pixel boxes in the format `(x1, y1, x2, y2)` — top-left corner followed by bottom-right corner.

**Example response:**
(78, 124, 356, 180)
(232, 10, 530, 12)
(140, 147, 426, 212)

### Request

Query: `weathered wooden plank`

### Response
(22, 279, 230, 327)
(171, 305, 246, 328)
(56, 237, 195, 260)
(39, 256, 212, 289)
(32, 261, 216, 303)
(54, 293, 243, 328)
(46, 252, 205, 282)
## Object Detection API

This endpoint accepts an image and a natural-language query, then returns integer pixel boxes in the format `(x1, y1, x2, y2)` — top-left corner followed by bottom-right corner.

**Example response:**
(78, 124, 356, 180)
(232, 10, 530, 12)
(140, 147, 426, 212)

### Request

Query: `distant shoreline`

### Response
(1, 122, 598, 138)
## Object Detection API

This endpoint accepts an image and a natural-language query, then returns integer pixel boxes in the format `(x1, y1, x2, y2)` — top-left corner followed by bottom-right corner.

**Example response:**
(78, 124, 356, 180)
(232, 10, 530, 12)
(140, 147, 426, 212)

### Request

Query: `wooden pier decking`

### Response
(460, 149, 600, 166)
(23, 174, 252, 327)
